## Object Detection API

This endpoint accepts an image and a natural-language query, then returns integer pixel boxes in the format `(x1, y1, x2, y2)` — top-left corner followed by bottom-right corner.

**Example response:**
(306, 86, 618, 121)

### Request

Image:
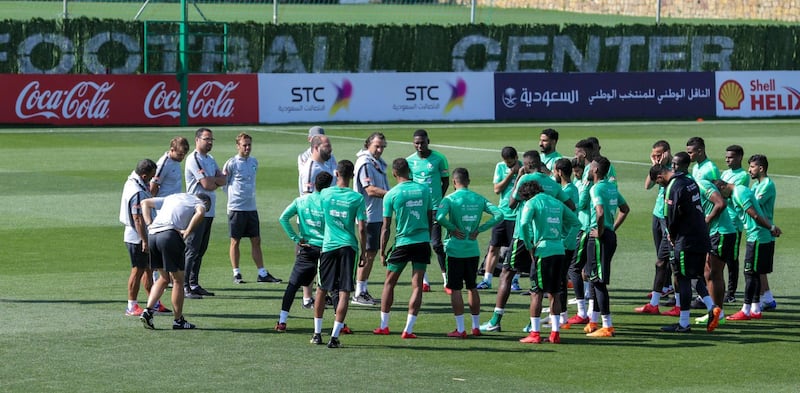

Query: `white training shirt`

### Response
(151, 151, 183, 196)
(298, 156, 337, 196)
(223, 154, 258, 212)
(119, 171, 152, 244)
(185, 150, 219, 217)
(148, 193, 205, 234)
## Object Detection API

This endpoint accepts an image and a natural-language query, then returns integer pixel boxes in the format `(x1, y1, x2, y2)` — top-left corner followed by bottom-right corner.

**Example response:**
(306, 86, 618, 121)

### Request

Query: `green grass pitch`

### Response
(0, 120, 799, 392)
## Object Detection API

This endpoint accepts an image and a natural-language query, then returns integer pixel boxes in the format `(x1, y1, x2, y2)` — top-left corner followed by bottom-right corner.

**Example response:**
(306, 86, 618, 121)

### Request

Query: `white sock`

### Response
(762, 290, 774, 303)
(404, 314, 417, 333)
(233, 268, 241, 276)
(455, 314, 465, 332)
(484, 273, 493, 282)
(279, 310, 289, 324)
(356, 281, 366, 294)
(363, 281, 368, 294)
(751, 302, 762, 314)
(550, 314, 560, 332)
(314, 317, 323, 334)
(531, 317, 541, 333)
(423, 273, 430, 285)
(601, 314, 613, 328)
(591, 311, 600, 324)
(587, 299, 595, 316)
(559, 312, 567, 325)
(679, 310, 690, 327)
(380, 311, 390, 329)
(331, 321, 344, 338)
(471, 314, 480, 330)
(494, 307, 505, 315)
(513, 273, 520, 282)
(650, 292, 661, 306)
(441, 272, 447, 285)
(303, 297, 312, 305)
(258, 267, 267, 277)
(577, 299, 587, 318)
(127, 300, 137, 309)
(741, 303, 751, 315)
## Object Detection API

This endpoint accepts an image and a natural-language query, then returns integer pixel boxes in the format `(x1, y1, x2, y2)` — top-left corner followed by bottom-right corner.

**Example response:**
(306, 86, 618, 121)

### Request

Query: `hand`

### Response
(381, 254, 388, 267)
(451, 229, 465, 240)
(469, 231, 478, 240)
(140, 241, 149, 254)
(179, 229, 189, 240)
(298, 239, 310, 248)
(771, 225, 782, 237)
(589, 228, 599, 238)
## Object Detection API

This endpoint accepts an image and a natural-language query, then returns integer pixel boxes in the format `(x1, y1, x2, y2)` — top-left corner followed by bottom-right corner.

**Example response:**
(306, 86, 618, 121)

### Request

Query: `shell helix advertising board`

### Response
(716, 71, 800, 118)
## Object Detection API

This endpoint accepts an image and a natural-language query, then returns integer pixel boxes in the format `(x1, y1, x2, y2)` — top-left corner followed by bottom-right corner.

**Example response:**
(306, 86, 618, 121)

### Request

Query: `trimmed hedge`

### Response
(0, 18, 798, 74)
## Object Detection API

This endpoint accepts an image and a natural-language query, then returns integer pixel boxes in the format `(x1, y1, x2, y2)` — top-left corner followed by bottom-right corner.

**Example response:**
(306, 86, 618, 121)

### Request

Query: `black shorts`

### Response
(364, 222, 382, 252)
(503, 239, 532, 273)
(652, 216, 672, 261)
(585, 230, 617, 284)
(489, 220, 515, 247)
(148, 230, 185, 272)
(318, 246, 356, 293)
(126, 242, 149, 269)
(744, 241, 775, 274)
(530, 254, 565, 294)
(289, 244, 321, 287)
(445, 256, 479, 291)
(228, 210, 260, 239)
(386, 242, 431, 266)
(710, 232, 736, 264)
(570, 231, 588, 269)
(671, 249, 706, 279)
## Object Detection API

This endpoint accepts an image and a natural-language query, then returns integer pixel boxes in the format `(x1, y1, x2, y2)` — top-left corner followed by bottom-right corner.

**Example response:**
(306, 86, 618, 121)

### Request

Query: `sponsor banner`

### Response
(257, 72, 494, 124)
(495, 72, 715, 121)
(716, 71, 800, 118)
(0, 74, 258, 126)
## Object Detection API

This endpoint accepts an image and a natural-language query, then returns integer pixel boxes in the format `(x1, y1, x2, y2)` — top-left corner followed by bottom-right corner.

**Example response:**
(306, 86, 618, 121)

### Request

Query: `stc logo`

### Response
(288, 78, 352, 116)
(404, 77, 467, 114)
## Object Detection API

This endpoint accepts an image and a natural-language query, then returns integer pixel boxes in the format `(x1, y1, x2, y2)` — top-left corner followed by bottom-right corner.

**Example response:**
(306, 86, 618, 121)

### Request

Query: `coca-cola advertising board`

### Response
(0, 74, 258, 126)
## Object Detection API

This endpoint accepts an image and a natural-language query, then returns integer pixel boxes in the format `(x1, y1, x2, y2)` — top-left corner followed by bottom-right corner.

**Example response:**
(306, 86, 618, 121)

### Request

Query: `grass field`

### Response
(1, 0, 792, 25)
(1, 120, 799, 392)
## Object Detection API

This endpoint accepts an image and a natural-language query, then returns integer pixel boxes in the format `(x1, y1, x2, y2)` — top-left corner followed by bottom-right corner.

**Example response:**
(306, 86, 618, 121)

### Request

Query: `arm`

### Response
(278, 202, 302, 244)
(614, 203, 630, 231)
(745, 207, 782, 237)
(357, 219, 367, 266)
(440, 176, 449, 198)
(198, 170, 226, 191)
(142, 198, 156, 227)
(380, 217, 392, 266)
(132, 211, 148, 253)
(181, 205, 206, 239)
(594, 203, 605, 238)
(706, 189, 725, 225)
(149, 181, 160, 197)
(477, 202, 503, 235)
(364, 185, 388, 198)
(493, 162, 519, 194)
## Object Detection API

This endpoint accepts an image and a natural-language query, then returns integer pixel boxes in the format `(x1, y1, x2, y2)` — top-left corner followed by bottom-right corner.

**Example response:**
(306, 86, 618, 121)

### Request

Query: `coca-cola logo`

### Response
(144, 81, 238, 119)
(15, 81, 113, 120)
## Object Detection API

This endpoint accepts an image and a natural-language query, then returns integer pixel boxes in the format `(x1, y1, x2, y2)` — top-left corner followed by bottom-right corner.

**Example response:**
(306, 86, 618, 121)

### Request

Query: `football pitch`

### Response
(0, 120, 798, 392)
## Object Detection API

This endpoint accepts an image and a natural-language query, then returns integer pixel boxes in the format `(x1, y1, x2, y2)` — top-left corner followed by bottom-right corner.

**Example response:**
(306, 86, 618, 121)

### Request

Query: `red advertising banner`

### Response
(0, 74, 259, 126)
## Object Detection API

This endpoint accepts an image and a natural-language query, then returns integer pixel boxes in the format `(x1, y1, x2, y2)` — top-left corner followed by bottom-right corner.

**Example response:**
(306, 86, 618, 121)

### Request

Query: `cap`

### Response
(308, 126, 325, 137)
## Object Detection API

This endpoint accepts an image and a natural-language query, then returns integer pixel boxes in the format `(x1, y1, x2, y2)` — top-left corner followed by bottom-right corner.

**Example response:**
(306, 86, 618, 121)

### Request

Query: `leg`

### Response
(409, 269, 424, 316)
(467, 288, 480, 316)
(705, 253, 725, 306)
(314, 287, 327, 319)
(146, 268, 170, 309)
(169, 270, 186, 320)
(381, 270, 400, 313)
(250, 236, 265, 269)
(229, 237, 241, 269)
(495, 269, 514, 308)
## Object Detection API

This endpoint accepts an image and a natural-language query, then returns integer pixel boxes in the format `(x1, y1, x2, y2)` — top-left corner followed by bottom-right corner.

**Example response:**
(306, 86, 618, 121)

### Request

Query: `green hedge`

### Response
(0, 17, 798, 73)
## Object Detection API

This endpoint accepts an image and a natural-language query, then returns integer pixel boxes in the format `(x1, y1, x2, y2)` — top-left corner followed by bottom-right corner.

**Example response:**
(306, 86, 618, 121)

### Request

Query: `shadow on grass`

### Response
(0, 298, 117, 305)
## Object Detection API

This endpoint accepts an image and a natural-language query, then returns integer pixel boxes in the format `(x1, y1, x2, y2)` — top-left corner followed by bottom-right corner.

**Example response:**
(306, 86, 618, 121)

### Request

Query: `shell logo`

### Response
(718, 80, 745, 110)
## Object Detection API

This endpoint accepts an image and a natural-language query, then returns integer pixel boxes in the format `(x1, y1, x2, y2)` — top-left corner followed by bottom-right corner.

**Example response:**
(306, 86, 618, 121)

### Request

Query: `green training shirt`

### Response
(383, 180, 432, 247)
(697, 179, 736, 235)
(436, 188, 503, 258)
(519, 193, 580, 258)
(590, 179, 627, 231)
(493, 160, 521, 220)
(320, 186, 367, 253)
(278, 193, 325, 247)
(407, 150, 449, 211)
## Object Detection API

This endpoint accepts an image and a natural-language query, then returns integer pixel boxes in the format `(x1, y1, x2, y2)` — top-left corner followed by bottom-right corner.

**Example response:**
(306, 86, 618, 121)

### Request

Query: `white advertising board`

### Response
(716, 71, 800, 118)
(258, 72, 494, 124)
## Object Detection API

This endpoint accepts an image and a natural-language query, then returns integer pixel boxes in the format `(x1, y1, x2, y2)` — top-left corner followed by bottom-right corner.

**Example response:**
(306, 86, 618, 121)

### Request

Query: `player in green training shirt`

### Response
(687, 136, 720, 182)
(539, 128, 562, 176)
(720, 144, 748, 303)
(406, 129, 449, 293)
(748, 154, 779, 311)
(373, 158, 432, 339)
(585, 156, 629, 338)
(276, 172, 332, 331)
(517, 180, 580, 344)
(714, 177, 781, 321)
(437, 168, 503, 338)
(478, 146, 521, 290)
(312, 161, 367, 349)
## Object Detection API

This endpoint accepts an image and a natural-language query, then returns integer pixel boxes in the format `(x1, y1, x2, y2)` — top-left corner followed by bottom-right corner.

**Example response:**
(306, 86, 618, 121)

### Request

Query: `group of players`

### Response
(120, 126, 781, 346)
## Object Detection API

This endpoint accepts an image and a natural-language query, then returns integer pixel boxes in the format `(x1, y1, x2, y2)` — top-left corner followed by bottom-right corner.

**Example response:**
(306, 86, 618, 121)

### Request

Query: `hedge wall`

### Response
(0, 18, 798, 74)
